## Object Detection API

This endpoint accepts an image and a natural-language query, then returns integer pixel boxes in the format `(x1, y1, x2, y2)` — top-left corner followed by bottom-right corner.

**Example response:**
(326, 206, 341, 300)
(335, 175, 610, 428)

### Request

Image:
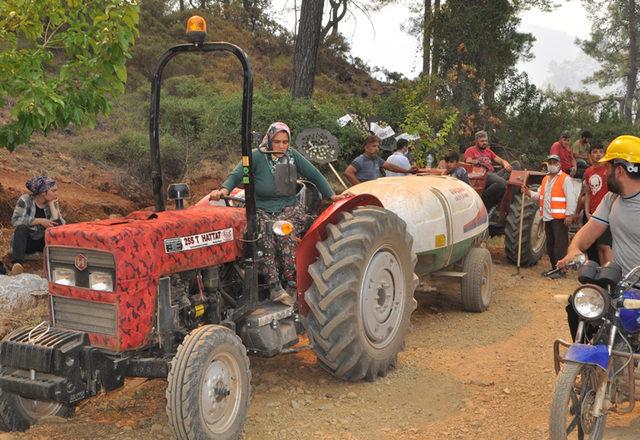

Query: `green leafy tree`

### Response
(0, 0, 139, 150)
(579, 0, 639, 122)
(400, 76, 459, 166)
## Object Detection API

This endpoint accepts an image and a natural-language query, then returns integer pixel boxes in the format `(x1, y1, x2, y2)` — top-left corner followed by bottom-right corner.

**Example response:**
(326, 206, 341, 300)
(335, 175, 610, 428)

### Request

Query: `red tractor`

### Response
(0, 17, 417, 439)
(429, 162, 547, 266)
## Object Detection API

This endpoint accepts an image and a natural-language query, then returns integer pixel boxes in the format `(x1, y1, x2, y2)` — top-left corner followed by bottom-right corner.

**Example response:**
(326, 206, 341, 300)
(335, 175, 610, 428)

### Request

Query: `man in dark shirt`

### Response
(443, 150, 469, 184)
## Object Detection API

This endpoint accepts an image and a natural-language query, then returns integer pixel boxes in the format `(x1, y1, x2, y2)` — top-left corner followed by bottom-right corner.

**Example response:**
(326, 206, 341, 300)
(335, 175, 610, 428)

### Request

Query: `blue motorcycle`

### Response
(550, 257, 640, 440)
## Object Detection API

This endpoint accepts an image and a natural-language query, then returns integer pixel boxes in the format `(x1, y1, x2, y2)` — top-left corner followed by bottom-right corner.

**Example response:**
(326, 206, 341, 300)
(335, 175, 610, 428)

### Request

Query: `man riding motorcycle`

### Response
(558, 134, 640, 338)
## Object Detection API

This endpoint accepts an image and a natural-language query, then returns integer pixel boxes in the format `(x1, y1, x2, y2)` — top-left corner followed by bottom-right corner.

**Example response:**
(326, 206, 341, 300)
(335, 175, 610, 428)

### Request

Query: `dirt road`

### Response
(6, 240, 639, 440)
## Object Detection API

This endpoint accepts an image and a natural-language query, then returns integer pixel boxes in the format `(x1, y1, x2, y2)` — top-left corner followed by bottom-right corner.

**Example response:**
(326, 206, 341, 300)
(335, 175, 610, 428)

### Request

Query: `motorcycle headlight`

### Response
(572, 285, 609, 320)
(89, 271, 114, 292)
(52, 267, 76, 286)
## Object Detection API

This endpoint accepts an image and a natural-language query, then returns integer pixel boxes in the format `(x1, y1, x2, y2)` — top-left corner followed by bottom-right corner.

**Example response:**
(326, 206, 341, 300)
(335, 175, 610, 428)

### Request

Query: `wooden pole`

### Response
(516, 190, 526, 274)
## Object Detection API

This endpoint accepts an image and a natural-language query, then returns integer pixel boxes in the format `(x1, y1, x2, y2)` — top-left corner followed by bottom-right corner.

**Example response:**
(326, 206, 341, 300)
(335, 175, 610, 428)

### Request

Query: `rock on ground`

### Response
(0, 273, 48, 312)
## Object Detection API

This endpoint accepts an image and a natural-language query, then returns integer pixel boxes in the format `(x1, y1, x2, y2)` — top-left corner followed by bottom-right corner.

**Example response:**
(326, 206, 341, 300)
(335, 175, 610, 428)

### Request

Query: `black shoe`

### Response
(547, 271, 566, 280)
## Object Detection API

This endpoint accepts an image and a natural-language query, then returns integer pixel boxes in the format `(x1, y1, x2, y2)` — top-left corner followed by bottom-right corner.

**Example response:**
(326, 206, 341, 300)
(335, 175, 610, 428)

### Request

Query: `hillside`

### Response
(0, 4, 395, 216)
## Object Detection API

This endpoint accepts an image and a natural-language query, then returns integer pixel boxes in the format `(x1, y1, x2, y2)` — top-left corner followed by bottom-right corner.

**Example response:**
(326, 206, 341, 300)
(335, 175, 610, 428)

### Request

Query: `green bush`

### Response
(73, 129, 184, 182)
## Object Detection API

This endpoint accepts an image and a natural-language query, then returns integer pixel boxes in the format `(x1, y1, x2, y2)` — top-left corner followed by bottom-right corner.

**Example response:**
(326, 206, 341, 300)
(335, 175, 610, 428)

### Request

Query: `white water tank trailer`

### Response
(347, 175, 494, 312)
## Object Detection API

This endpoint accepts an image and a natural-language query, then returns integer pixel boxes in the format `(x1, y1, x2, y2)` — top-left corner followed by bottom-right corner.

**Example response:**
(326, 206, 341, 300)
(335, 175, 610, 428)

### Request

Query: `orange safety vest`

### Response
(539, 171, 569, 219)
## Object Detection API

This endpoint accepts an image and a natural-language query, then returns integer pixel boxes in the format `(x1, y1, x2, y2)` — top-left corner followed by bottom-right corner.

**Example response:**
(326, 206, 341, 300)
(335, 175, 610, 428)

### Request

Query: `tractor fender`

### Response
(295, 194, 383, 315)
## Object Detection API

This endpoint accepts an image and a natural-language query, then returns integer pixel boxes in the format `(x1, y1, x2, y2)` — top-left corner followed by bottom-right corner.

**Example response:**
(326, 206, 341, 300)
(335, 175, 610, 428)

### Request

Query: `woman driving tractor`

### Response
(209, 122, 346, 306)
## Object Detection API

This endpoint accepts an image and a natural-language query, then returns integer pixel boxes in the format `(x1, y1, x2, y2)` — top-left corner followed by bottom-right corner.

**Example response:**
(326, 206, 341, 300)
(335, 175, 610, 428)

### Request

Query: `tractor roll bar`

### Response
(149, 42, 257, 244)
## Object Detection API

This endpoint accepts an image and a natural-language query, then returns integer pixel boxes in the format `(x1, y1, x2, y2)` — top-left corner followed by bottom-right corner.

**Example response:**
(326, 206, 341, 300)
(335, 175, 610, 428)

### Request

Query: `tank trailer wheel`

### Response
(0, 373, 74, 432)
(166, 325, 250, 440)
(460, 247, 493, 312)
(504, 192, 546, 267)
(304, 206, 418, 382)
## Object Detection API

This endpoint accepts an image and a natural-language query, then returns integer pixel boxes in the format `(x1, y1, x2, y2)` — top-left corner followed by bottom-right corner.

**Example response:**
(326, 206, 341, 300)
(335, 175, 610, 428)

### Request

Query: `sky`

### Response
(268, 0, 600, 92)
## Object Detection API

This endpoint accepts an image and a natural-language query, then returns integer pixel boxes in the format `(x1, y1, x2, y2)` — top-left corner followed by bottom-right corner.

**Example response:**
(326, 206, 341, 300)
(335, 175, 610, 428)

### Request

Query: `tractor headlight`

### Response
(52, 267, 76, 286)
(89, 271, 114, 292)
(572, 285, 609, 320)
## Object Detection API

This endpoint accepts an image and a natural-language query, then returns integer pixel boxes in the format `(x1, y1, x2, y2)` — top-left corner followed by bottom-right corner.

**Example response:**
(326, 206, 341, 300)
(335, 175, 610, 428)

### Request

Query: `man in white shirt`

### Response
(522, 154, 578, 278)
(384, 138, 414, 177)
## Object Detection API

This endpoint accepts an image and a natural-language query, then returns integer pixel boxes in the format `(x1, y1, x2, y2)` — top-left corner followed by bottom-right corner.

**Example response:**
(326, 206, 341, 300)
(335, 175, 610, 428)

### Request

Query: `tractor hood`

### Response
(46, 205, 247, 278)
(44, 205, 247, 351)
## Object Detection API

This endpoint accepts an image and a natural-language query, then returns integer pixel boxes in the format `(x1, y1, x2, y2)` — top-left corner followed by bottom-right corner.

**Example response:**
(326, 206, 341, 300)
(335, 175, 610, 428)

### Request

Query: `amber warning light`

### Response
(186, 16, 207, 43)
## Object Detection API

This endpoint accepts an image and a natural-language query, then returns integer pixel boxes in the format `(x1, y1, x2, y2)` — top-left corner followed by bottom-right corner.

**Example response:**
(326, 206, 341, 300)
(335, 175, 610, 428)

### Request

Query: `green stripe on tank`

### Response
(416, 236, 477, 274)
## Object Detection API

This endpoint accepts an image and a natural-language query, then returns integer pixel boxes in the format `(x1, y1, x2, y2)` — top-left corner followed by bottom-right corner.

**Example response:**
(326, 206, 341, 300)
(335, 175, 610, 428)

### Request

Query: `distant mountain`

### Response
(517, 23, 614, 94)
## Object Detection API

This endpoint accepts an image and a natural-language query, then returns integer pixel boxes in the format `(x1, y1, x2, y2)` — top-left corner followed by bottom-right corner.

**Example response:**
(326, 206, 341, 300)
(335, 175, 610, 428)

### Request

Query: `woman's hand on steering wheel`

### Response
(209, 188, 229, 201)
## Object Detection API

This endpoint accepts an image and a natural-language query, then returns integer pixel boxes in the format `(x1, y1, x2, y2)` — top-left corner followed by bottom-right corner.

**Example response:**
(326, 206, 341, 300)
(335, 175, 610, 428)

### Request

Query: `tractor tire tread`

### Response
(504, 195, 545, 267)
(166, 325, 250, 440)
(304, 206, 417, 382)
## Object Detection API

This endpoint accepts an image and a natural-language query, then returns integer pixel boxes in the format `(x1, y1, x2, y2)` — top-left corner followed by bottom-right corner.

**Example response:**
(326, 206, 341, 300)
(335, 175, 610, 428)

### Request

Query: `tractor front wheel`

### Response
(166, 325, 250, 440)
(304, 206, 418, 381)
(0, 378, 74, 432)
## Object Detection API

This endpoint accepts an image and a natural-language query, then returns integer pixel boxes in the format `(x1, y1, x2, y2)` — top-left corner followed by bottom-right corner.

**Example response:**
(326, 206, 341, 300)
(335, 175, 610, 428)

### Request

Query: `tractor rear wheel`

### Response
(0, 376, 74, 432)
(166, 325, 250, 440)
(304, 206, 418, 382)
(504, 193, 545, 267)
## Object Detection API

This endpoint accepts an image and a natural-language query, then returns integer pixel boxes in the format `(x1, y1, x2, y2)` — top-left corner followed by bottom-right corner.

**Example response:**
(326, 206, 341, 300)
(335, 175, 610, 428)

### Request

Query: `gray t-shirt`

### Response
(351, 154, 385, 182)
(592, 191, 640, 274)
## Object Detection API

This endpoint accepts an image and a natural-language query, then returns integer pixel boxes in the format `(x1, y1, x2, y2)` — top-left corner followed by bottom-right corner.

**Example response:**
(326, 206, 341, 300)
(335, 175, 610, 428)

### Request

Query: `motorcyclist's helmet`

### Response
(599, 135, 640, 173)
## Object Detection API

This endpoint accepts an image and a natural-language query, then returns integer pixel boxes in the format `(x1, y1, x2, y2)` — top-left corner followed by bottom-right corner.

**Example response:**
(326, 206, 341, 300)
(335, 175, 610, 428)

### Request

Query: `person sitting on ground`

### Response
(583, 143, 613, 265)
(443, 150, 470, 184)
(464, 130, 513, 211)
(344, 135, 415, 185)
(10, 176, 65, 275)
(522, 155, 577, 279)
(208, 122, 346, 306)
(550, 130, 577, 176)
(384, 138, 414, 177)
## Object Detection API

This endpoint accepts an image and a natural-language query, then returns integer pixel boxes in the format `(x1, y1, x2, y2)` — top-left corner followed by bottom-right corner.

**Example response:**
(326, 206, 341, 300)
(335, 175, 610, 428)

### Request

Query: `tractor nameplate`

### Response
(164, 228, 234, 253)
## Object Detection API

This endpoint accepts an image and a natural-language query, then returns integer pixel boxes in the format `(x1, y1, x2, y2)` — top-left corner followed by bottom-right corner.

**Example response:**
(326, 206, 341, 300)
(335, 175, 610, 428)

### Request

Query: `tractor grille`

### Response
(47, 247, 116, 290)
(48, 247, 115, 268)
(52, 296, 117, 336)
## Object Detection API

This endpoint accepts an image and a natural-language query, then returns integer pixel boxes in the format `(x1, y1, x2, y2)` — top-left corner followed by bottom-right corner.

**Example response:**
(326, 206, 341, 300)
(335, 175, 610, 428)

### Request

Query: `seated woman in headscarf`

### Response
(209, 122, 345, 305)
(9, 176, 65, 274)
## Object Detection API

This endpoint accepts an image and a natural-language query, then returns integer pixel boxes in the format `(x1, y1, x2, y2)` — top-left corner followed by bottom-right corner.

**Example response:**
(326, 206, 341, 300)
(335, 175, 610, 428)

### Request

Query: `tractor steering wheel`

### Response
(220, 195, 245, 207)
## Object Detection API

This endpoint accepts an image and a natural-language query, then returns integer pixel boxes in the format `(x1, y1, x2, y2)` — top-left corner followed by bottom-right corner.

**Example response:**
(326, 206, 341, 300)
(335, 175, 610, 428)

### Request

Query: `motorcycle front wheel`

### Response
(549, 363, 607, 440)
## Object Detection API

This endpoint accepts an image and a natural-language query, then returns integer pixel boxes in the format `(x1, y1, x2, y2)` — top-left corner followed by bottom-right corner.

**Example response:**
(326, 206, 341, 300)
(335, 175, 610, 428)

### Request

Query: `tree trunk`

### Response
(291, 0, 325, 98)
(423, 0, 432, 76)
(483, 76, 495, 109)
(178, 0, 185, 12)
(431, 0, 441, 76)
(625, 0, 638, 122)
